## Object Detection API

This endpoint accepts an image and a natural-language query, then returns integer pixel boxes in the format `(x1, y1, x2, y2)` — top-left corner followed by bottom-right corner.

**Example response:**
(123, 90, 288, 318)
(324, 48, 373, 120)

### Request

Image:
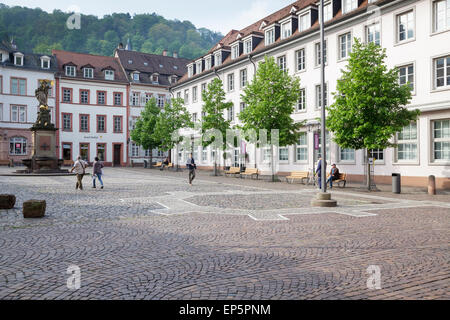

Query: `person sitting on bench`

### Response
(327, 163, 340, 189)
(160, 157, 169, 170)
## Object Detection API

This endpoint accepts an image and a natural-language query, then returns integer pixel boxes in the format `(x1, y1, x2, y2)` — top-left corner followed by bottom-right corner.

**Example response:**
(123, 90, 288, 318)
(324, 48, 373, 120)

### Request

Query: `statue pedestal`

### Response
(19, 128, 67, 174)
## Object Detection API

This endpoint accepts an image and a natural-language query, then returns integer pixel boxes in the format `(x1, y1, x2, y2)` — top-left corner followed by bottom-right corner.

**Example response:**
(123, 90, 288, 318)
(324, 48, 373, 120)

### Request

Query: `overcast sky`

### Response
(1, 0, 295, 34)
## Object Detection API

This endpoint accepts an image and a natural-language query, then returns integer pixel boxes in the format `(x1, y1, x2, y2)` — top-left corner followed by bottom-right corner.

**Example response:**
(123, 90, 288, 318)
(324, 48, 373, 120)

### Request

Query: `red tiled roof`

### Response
(52, 50, 128, 83)
(175, 0, 390, 85)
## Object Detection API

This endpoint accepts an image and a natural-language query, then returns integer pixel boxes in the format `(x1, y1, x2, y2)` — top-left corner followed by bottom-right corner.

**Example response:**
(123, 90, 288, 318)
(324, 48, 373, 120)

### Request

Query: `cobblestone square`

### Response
(0, 168, 449, 299)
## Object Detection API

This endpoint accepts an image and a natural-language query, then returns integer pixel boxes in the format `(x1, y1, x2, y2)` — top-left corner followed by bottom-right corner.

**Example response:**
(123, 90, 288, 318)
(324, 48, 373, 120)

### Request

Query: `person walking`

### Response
(70, 156, 86, 190)
(315, 157, 322, 189)
(186, 153, 196, 185)
(326, 163, 340, 189)
(92, 157, 104, 189)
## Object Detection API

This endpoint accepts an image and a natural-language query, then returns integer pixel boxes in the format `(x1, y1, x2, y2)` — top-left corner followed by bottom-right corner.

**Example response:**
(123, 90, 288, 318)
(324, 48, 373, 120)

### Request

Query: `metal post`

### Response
(320, 0, 327, 193)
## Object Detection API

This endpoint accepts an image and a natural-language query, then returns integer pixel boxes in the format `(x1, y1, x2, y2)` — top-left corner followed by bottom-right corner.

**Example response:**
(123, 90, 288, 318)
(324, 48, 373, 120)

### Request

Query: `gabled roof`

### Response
(52, 50, 128, 82)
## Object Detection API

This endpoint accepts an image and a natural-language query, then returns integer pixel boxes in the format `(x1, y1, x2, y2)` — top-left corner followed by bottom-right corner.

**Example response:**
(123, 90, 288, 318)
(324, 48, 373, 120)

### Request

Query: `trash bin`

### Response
(392, 173, 401, 194)
(143, 160, 148, 168)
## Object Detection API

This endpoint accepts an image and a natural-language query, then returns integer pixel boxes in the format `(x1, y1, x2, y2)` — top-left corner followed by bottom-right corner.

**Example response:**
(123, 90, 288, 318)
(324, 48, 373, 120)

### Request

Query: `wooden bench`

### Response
(225, 166, 240, 177)
(327, 172, 347, 188)
(240, 168, 259, 179)
(63, 160, 74, 167)
(0, 160, 11, 166)
(286, 171, 309, 184)
(154, 161, 162, 168)
(167, 163, 173, 168)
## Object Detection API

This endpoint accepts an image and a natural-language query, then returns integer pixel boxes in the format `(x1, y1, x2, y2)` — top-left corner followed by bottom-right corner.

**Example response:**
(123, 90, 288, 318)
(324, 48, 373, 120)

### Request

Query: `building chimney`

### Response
(173, 51, 178, 58)
(163, 49, 167, 56)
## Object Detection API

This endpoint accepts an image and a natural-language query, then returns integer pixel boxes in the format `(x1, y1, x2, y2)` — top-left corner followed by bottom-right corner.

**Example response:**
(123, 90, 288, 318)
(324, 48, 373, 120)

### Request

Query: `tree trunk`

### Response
(150, 150, 153, 169)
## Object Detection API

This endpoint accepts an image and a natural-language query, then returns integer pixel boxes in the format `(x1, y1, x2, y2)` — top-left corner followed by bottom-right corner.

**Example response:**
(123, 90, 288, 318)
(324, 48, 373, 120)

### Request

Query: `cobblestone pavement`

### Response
(0, 167, 448, 299)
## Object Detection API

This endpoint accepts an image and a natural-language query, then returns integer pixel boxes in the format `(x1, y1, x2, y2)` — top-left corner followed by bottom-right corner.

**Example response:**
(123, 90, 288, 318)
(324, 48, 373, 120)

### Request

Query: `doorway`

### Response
(113, 144, 121, 166)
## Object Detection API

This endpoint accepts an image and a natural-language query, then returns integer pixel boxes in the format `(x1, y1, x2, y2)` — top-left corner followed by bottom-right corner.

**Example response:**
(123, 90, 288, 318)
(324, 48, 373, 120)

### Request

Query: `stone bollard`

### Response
(428, 175, 436, 195)
(0, 194, 16, 209)
(23, 200, 46, 218)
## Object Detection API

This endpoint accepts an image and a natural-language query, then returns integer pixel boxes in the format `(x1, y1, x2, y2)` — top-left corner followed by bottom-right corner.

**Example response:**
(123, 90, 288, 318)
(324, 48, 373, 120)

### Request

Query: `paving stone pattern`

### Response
(0, 168, 448, 299)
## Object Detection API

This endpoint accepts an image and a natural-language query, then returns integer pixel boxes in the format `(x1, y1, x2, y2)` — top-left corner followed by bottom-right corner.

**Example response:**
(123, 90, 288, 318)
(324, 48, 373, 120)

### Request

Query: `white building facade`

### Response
(172, 0, 450, 189)
(0, 42, 57, 163)
(53, 50, 129, 166)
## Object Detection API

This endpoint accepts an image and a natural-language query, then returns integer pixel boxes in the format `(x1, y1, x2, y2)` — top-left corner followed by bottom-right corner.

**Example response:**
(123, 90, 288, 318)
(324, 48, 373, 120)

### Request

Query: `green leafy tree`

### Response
(201, 78, 233, 176)
(326, 38, 419, 189)
(154, 97, 193, 170)
(130, 98, 161, 168)
(239, 55, 303, 181)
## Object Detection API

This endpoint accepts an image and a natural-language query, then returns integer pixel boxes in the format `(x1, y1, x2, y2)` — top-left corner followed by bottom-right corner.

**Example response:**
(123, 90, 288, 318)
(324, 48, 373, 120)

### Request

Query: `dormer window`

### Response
(128, 60, 133, 64)
(231, 44, 239, 60)
(144, 62, 148, 66)
(65, 65, 76, 77)
(342, 0, 358, 14)
(214, 52, 222, 66)
(205, 55, 212, 70)
(105, 70, 114, 80)
(159, 64, 163, 68)
(323, 1, 333, 21)
(188, 64, 194, 78)
(196, 60, 202, 74)
(298, 12, 311, 32)
(83, 67, 94, 79)
(244, 39, 252, 54)
(265, 28, 275, 46)
(169, 75, 177, 84)
(132, 72, 140, 82)
(13, 53, 24, 66)
(174, 65, 178, 70)
(40, 56, 50, 69)
(151, 73, 159, 84)
(281, 21, 292, 39)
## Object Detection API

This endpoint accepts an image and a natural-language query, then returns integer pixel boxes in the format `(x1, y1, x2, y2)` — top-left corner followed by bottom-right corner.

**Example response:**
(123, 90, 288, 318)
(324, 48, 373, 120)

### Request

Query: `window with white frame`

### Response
(315, 40, 327, 66)
(324, 2, 332, 21)
(231, 44, 239, 60)
(63, 88, 71, 102)
(205, 56, 212, 70)
(157, 95, 165, 108)
(263, 148, 271, 162)
(227, 105, 234, 122)
(83, 68, 93, 78)
(398, 64, 414, 91)
(131, 92, 139, 106)
(144, 93, 152, 105)
(296, 48, 305, 71)
(105, 70, 114, 80)
(340, 148, 355, 161)
(14, 53, 23, 66)
(244, 39, 252, 54)
(41, 58, 50, 69)
(239, 102, 246, 113)
(11, 105, 26, 123)
(299, 13, 310, 32)
(265, 28, 275, 45)
(202, 148, 207, 162)
(279, 147, 289, 161)
(277, 55, 287, 72)
(176, 92, 181, 99)
(240, 69, 247, 88)
(131, 143, 139, 157)
(80, 90, 89, 104)
(192, 86, 198, 102)
(297, 88, 306, 111)
(114, 93, 122, 106)
(369, 148, 384, 162)
(132, 73, 139, 81)
(214, 52, 222, 66)
(342, 0, 358, 14)
(315, 84, 328, 108)
(432, 119, 450, 161)
(11, 78, 26, 95)
(433, 0, 450, 32)
(366, 23, 381, 45)
(9, 137, 27, 155)
(65, 65, 76, 77)
(434, 55, 450, 88)
(396, 121, 418, 161)
(227, 73, 235, 91)
(339, 32, 352, 60)
(192, 112, 197, 123)
(184, 89, 189, 104)
(397, 10, 415, 42)
(201, 83, 207, 98)
(281, 21, 292, 39)
(296, 132, 308, 161)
